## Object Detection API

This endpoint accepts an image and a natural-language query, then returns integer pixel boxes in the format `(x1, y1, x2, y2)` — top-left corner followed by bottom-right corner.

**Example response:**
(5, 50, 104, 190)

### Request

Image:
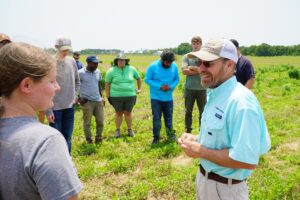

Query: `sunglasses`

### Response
(199, 58, 229, 68)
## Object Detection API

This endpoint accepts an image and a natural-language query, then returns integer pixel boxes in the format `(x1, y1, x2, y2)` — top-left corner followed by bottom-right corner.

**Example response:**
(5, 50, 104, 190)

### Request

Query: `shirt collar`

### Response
(84, 67, 96, 73)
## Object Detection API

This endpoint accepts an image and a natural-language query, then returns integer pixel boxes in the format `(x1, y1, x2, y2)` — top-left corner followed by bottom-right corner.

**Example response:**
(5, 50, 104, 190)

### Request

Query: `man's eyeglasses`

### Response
(199, 58, 229, 68)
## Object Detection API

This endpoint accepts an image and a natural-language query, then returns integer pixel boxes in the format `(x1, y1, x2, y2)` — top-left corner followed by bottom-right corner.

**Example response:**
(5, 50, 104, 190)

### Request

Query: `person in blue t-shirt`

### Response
(178, 38, 270, 200)
(73, 51, 83, 70)
(145, 51, 180, 144)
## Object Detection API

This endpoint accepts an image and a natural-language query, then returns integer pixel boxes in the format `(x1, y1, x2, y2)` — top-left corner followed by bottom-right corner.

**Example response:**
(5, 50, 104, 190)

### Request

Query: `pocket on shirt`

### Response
(201, 117, 225, 148)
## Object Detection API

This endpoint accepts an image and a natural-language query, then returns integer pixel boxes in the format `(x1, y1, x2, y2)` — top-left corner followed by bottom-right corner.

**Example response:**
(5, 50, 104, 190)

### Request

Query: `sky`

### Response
(1, 0, 300, 52)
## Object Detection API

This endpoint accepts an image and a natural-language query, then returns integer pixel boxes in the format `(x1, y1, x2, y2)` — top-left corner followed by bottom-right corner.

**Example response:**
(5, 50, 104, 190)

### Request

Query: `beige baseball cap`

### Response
(55, 37, 72, 51)
(188, 38, 238, 63)
(0, 33, 11, 43)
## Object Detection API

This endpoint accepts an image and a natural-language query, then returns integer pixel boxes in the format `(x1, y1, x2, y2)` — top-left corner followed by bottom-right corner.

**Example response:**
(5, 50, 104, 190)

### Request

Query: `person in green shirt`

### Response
(182, 36, 206, 133)
(105, 53, 142, 138)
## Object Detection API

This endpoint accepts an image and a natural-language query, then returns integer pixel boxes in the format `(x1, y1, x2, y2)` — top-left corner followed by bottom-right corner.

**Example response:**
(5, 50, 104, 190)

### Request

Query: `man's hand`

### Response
(178, 133, 201, 158)
(160, 84, 171, 91)
(47, 114, 55, 123)
(178, 133, 198, 143)
(178, 139, 202, 158)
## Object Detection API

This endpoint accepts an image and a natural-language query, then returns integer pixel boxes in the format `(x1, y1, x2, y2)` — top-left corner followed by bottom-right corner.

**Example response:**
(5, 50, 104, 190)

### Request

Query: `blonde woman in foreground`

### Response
(0, 42, 82, 200)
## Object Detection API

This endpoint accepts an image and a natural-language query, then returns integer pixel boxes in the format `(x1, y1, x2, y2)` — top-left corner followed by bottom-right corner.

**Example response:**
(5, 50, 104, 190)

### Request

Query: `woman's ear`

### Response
(19, 77, 34, 94)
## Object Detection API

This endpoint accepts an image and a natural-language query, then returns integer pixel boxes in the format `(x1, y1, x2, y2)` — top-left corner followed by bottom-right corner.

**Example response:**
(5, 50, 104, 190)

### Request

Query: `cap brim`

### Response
(59, 46, 72, 51)
(0, 39, 11, 43)
(188, 51, 220, 61)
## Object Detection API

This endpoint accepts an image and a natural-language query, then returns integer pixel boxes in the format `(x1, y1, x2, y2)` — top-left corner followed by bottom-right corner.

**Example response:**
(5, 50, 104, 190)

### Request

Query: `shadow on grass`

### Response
(143, 138, 181, 159)
(76, 142, 99, 156)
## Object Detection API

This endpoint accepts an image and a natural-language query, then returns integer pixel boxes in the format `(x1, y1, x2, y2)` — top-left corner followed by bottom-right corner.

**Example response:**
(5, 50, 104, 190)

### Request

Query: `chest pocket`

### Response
(200, 112, 226, 148)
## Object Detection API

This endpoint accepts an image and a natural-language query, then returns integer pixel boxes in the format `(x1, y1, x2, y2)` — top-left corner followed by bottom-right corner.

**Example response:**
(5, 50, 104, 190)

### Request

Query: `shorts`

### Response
(110, 96, 137, 112)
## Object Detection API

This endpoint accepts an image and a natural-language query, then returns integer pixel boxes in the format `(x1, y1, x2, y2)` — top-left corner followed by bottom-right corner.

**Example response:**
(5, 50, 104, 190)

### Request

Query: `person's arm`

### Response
(105, 83, 110, 98)
(170, 65, 180, 90)
(99, 82, 103, 97)
(244, 59, 255, 89)
(45, 109, 55, 123)
(182, 67, 200, 75)
(73, 60, 80, 94)
(179, 140, 256, 169)
(68, 195, 79, 200)
(145, 65, 161, 89)
(245, 78, 255, 89)
(182, 55, 199, 75)
(136, 78, 142, 94)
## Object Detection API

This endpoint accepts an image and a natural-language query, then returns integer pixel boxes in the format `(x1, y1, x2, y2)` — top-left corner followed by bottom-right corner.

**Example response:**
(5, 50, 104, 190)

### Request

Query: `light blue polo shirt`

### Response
(199, 76, 271, 180)
(78, 68, 102, 101)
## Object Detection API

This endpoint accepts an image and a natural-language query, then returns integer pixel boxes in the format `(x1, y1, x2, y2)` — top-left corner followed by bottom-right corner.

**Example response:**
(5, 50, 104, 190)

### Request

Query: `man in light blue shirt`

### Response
(145, 51, 180, 144)
(179, 38, 271, 200)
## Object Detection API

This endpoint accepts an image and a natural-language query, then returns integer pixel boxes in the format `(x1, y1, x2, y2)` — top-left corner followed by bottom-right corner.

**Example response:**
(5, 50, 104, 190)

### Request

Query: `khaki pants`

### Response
(82, 101, 104, 140)
(196, 170, 249, 200)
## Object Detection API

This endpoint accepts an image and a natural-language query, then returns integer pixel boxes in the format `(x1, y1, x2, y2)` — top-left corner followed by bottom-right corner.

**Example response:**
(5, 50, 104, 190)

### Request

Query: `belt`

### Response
(199, 165, 244, 184)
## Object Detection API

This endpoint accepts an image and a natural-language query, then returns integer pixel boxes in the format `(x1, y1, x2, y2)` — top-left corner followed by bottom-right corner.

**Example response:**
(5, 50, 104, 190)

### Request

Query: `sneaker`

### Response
(95, 136, 102, 144)
(185, 128, 192, 133)
(86, 138, 93, 144)
(151, 138, 160, 145)
(127, 129, 134, 137)
(169, 134, 178, 143)
(167, 129, 177, 142)
(115, 129, 121, 138)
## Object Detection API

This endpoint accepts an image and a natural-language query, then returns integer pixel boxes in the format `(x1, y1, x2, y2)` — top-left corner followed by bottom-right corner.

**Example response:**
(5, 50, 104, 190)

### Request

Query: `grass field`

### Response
(71, 55, 300, 199)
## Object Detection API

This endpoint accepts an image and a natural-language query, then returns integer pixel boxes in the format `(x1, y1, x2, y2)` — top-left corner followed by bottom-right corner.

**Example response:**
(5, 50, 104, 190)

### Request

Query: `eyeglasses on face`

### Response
(199, 58, 229, 68)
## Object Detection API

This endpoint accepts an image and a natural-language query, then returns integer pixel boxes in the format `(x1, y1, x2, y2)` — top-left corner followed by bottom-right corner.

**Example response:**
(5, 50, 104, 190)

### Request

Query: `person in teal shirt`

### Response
(145, 51, 180, 144)
(178, 38, 271, 200)
(105, 53, 142, 138)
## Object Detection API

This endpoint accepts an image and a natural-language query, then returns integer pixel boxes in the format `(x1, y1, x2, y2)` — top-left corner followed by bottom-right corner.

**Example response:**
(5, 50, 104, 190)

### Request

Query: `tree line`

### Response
(172, 42, 300, 56)
(240, 43, 300, 56)
(45, 43, 300, 56)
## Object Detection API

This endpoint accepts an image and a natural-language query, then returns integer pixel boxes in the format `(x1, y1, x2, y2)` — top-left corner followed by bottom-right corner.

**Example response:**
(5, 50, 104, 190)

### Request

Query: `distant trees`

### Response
(173, 43, 192, 55)
(240, 44, 300, 56)
(80, 49, 122, 55)
(46, 43, 300, 57)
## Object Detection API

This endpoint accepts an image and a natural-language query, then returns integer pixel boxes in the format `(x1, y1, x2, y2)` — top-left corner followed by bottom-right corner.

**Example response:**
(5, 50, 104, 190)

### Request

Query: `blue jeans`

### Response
(50, 106, 75, 153)
(151, 99, 173, 139)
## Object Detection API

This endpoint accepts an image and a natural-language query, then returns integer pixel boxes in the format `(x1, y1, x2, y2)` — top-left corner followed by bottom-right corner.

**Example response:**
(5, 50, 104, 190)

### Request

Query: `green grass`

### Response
(71, 55, 300, 199)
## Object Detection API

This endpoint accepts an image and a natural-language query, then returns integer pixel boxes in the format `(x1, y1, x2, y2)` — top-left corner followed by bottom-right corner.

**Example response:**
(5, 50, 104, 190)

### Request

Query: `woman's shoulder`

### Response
(23, 121, 62, 140)
(0, 117, 63, 146)
(107, 66, 117, 73)
(127, 65, 137, 70)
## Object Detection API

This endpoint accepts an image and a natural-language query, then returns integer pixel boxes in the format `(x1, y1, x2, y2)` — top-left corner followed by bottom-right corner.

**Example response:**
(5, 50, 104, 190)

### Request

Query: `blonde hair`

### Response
(0, 42, 55, 116)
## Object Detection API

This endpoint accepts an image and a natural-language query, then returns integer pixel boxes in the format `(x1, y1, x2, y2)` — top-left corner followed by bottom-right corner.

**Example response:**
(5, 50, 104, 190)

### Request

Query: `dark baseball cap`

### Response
(86, 55, 101, 63)
(230, 39, 239, 48)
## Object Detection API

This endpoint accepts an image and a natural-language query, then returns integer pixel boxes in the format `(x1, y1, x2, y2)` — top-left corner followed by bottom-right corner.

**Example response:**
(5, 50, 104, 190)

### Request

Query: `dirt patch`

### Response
(277, 140, 299, 153)
(171, 154, 194, 167)
(147, 191, 177, 200)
